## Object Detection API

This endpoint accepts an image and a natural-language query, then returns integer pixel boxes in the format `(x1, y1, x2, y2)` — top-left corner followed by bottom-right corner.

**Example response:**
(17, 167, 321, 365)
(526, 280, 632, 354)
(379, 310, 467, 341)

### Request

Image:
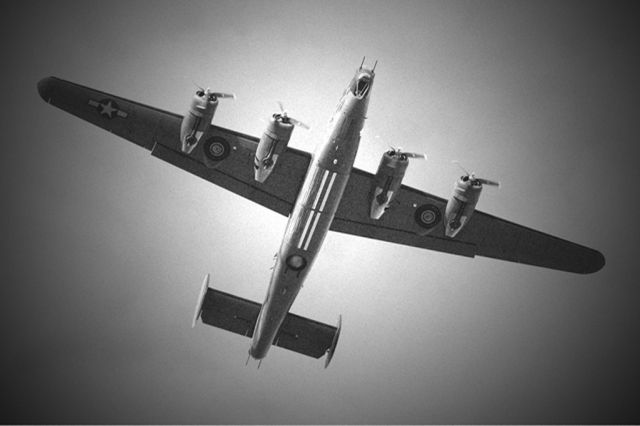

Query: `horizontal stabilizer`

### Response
(198, 287, 340, 360)
(200, 288, 260, 338)
(274, 310, 339, 359)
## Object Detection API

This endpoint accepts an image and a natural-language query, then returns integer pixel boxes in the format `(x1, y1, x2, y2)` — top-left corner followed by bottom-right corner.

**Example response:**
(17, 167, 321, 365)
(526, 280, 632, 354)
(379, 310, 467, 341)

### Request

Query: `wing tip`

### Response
(582, 248, 606, 274)
(566, 246, 605, 274)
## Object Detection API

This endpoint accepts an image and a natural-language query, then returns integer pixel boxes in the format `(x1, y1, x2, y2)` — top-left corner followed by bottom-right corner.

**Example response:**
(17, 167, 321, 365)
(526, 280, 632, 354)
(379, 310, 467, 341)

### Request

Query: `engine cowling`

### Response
(180, 89, 235, 154)
(254, 115, 294, 183)
(369, 150, 409, 219)
(444, 177, 483, 238)
(180, 89, 219, 154)
(445, 167, 499, 237)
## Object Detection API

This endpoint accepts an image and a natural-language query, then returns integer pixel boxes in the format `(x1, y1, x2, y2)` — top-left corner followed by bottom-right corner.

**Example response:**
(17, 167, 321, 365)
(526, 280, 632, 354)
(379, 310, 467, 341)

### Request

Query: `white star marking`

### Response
(99, 101, 117, 118)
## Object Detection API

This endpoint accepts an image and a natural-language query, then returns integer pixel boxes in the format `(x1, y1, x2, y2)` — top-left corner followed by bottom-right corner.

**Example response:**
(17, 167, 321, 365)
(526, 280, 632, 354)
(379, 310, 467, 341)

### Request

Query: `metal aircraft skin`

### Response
(37, 61, 605, 367)
(249, 66, 372, 360)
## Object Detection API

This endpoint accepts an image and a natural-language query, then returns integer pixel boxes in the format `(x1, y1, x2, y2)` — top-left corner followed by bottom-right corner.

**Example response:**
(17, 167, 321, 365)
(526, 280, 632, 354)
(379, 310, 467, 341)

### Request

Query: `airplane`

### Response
(37, 59, 605, 368)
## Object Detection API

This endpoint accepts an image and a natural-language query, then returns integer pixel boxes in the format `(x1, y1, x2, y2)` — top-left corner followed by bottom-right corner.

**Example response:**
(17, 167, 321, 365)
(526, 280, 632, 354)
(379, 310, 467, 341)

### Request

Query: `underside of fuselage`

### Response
(248, 65, 375, 360)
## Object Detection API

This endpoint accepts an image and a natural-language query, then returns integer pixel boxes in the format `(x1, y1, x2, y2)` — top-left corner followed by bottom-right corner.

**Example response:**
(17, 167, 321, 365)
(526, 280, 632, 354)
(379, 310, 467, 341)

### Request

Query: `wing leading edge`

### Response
(37, 76, 604, 274)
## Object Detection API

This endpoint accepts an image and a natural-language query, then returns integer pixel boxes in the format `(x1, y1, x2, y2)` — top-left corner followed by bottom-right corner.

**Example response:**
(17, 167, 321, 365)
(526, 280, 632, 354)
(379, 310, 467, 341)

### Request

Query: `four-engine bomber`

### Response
(37, 64, 606, 368)
(180, 88, 234, 154)
(369, 148, 425, 219)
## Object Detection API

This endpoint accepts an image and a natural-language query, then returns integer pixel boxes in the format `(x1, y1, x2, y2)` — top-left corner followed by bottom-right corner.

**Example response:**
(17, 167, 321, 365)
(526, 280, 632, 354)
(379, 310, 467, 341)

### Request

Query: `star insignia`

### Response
(99, 100, 117, 118)
(88, 99, 128, 119)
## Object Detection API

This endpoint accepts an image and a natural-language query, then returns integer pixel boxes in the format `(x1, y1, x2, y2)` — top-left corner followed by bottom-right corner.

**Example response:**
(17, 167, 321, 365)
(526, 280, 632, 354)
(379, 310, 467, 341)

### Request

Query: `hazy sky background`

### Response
(2, 0, 639, 423)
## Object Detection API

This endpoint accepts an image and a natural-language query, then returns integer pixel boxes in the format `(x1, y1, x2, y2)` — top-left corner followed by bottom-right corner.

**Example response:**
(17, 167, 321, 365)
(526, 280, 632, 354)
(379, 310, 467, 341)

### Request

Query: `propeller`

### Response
(194, 83, 236, 101)
(275, 101, 310, 129)
(208, 91, 236, 100)
(452, 161, 500, 187)
(388, 146, 427, 161)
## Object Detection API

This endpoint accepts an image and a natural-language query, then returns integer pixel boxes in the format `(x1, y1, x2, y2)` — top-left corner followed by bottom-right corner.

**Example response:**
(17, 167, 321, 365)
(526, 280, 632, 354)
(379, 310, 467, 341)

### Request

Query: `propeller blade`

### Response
(452, 160, 471, 176)
(403, 152, 427, 160)
(387, 146, 426, 160)
(211, 92, 236, 100)
(288, 116, 310, 130)
(192, 81, 205, 92)
(191, 81, 235, 99)
(476, 178, 500, 187)
(274, 101, 308, 129)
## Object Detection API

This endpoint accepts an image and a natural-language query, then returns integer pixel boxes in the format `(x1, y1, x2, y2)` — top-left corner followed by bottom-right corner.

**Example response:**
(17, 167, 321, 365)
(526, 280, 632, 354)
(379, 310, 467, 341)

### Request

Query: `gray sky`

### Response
(2, 0, 639, 423)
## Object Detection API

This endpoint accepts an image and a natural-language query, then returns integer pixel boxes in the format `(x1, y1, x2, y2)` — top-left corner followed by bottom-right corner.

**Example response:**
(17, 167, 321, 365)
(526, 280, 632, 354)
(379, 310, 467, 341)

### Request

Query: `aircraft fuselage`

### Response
(249, 68, 374, 359)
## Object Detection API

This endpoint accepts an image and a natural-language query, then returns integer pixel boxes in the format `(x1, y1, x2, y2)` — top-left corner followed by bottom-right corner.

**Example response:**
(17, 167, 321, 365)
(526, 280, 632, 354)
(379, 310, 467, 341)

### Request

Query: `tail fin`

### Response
(191, 274, 210, 328)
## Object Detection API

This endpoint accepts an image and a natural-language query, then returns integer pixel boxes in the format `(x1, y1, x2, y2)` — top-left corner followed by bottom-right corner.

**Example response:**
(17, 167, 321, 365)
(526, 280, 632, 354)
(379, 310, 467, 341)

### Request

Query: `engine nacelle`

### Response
(369, 150, 409, 219)
(254, 115, 294, 183)
(180, 90, 219, 154)
(444, 177, 482, 238)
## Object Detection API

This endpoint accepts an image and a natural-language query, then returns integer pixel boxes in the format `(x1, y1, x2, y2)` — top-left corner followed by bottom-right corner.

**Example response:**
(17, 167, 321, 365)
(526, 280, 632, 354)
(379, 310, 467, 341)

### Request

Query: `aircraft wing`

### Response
(38, 77, 604, 274)
(37, 76, 309, 217)
(331, 169, 605, 274)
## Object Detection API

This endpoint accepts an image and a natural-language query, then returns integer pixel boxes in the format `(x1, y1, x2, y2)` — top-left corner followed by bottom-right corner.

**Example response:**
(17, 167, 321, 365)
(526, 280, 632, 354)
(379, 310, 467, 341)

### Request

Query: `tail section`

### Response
(192, 274, 342, 366)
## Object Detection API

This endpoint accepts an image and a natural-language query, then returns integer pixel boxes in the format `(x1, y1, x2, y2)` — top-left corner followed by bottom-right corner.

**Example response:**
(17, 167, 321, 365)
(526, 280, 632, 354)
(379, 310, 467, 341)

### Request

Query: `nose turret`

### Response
(350, 58, 376, 99)
(351, 70, 374, 98)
